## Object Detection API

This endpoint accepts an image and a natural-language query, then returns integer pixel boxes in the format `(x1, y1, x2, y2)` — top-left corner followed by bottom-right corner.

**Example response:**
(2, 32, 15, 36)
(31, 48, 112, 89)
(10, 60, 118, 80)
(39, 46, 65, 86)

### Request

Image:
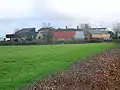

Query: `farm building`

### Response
(51, 29, 85, 42)
(6, 28, 36, 41)
(6, 34, 15, 41)
(36, 28, 85, 42)
(6, 27, 113, 42)
(15, 28, 36, 41)
(36, 27, 111, 42)
(36, 27, 54, 42)
(88, 28, 111, 40)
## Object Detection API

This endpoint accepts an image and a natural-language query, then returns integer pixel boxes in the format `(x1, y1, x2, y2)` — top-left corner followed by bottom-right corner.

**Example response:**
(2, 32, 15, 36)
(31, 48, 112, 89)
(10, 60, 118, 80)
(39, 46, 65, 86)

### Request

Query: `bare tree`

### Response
(79, 23, 91, 29)
(79, 23, 91, 35)
(112, 22, 120, 39)
(14, 28, 19, 34)
(78, 23, 91, 40)
(42, 23, 47, 28)
(113, 22, 120, 32)
(41, 22, 54, 43)
(42, 22, 51, 28)
(47, 23, 51, 27)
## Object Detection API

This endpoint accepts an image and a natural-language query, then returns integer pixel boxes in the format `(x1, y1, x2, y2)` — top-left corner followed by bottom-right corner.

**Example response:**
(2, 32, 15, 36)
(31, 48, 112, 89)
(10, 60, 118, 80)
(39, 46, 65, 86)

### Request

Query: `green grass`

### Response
(0, 43, 117, 89)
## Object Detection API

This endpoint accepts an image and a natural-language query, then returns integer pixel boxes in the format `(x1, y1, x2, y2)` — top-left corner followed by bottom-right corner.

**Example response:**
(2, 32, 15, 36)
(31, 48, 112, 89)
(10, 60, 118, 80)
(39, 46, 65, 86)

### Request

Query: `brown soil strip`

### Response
(23, 48, 120, 90)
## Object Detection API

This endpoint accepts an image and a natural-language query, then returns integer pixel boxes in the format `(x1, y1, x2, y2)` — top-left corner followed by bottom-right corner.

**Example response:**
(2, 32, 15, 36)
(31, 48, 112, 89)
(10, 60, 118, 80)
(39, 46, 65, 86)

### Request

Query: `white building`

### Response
(74, 31, 85, 40)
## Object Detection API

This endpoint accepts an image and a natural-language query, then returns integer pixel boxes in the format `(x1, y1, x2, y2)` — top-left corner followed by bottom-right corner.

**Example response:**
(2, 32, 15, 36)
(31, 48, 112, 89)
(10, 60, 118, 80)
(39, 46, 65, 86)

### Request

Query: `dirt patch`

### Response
(23, 48, 120, 90)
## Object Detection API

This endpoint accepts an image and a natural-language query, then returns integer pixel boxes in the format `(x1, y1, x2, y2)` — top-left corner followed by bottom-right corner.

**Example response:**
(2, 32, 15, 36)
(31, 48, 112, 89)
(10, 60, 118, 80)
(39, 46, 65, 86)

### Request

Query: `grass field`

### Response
(0, 43, 117, 89)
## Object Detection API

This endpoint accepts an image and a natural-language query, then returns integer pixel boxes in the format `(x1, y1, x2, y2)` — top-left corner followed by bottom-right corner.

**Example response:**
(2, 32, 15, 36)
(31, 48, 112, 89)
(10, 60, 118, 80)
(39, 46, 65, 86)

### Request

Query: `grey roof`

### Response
(15, 28, 35, 34)
(89, 28, 106, 30)
(89, 28, 109, 34)
(89, 30, 109, 34)
(38, 27, 55, 31)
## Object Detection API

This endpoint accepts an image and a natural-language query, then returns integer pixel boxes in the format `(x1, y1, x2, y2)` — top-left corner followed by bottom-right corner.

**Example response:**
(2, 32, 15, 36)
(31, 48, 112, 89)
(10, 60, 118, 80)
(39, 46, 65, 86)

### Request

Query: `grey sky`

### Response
(0, 0, 120, 37)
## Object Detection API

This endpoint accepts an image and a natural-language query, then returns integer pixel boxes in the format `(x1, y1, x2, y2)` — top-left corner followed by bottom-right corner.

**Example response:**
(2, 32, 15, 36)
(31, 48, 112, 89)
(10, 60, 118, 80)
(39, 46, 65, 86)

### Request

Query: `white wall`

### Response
(74, 31, 85, 40)
(118, 32, 120, 37)
(36, 31, 44, 40)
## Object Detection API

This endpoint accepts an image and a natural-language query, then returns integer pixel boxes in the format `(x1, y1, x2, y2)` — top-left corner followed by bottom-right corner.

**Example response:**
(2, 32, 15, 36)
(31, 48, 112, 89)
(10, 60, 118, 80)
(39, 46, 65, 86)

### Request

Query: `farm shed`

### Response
(89, 28, 111, 40)
(15, 28, 36, 41)
(36, 28, 85, 42)
(6, 34, 15, 41)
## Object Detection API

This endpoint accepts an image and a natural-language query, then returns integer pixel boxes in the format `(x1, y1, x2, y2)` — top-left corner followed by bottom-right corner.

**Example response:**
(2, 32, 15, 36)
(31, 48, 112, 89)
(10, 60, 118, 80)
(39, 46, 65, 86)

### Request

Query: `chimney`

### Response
(66, 26, 68, 29)
(77, 26, 79, 29)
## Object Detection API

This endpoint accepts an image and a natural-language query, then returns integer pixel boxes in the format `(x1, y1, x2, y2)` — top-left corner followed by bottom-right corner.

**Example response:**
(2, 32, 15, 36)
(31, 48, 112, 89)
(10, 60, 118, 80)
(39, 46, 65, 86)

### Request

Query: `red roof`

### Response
(52, 31, 75, 39)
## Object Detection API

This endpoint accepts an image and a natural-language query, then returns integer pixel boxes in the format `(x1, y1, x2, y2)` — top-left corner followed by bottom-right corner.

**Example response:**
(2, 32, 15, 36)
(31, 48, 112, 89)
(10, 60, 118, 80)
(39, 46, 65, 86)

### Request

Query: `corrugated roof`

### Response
(38, 27, 55, 31)
(89, 28, 109, 34)
(90, 28, 106, 30)
(15, 28, 35, 34)
(89, 31, 109, 34)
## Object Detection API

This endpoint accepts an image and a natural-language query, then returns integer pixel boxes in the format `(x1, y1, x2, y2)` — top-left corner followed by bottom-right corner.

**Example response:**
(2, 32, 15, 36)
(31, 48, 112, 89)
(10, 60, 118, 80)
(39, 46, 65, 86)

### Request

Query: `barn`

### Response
(6, 28, 36, 41)
(36, 28, 85, 42)
(89, 28, 111, 40)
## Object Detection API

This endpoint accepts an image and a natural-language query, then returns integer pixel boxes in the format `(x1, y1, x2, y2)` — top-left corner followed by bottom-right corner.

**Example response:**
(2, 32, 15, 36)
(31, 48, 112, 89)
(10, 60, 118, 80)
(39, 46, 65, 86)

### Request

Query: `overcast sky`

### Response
(0, 0, 120, 37)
